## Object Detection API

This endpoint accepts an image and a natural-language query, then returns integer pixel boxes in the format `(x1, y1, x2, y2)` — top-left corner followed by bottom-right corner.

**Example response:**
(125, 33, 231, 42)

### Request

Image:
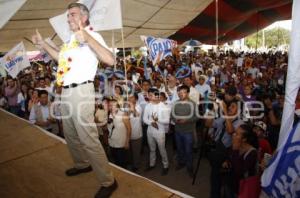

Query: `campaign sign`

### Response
(141, 36, 176, 65)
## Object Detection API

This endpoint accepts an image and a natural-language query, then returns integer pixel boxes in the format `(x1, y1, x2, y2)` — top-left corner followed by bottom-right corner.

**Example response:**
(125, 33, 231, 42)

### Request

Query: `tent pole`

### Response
(121, 28, 129, 100)
(256, 13, 259, 51)
(112, 30, 117, 71)
(215, 0, 219, 50)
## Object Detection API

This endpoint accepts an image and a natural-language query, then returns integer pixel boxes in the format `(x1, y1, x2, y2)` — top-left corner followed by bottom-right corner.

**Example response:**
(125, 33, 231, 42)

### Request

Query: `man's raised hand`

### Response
(32, 29, 44, 47)
(75, 21, 88, 43)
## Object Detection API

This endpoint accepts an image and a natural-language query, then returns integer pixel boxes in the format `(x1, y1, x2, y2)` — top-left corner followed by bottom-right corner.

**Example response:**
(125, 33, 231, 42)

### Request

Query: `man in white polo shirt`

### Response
(32, 3, 116, 198)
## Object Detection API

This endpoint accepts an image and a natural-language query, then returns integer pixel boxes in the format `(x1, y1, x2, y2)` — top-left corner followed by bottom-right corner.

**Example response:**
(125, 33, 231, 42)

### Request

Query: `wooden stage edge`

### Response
(0, 109, 193, 198)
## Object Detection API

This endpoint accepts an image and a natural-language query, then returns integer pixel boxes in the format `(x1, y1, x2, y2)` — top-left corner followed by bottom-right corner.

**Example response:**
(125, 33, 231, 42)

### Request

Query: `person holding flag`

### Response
(31, 3, 117, 198)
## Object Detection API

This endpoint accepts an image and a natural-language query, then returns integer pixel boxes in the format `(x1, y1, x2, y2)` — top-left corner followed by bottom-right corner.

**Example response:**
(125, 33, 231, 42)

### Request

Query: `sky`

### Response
(264, 20, 291, 30)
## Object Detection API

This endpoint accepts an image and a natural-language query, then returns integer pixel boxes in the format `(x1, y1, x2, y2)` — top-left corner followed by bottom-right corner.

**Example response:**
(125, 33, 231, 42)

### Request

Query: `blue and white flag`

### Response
(261, 1, 300, 197)
(261, 121, 300, 197)
(278, 0, 300, 148)
(0, 42, 30, 78)
(141, 36, 177, 65)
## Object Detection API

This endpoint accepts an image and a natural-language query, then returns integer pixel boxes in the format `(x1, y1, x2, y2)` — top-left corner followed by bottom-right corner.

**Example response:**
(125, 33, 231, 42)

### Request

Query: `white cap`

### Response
(254, 121, 267, 131)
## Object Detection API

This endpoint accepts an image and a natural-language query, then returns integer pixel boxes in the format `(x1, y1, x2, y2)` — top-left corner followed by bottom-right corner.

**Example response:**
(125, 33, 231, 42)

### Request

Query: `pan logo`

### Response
(4, 50, 24, 70)
(262, 122, 300, 197)
(143, 36, 176, 62)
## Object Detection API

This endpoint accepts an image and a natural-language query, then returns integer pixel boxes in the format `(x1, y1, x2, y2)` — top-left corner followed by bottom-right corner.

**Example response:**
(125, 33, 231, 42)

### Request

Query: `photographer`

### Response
(205, 89, 244, 198)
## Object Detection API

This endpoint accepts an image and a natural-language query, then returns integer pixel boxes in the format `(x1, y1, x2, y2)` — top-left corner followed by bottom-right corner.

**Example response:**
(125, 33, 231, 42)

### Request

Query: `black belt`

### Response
(63, 80, 93, 89)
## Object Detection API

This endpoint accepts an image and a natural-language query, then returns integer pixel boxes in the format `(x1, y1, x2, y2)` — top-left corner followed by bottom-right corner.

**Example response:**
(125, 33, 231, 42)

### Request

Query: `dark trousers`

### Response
(110, 147, 127, 168)
(210, 162, 234, 198)
(210, 162, 222, 198)
(175, 132, 193, 170)
(8, 106, 19, 116)
(166, 124, 177, 150)
(140, 123, 148, 154)
(129, 138, 142, 169)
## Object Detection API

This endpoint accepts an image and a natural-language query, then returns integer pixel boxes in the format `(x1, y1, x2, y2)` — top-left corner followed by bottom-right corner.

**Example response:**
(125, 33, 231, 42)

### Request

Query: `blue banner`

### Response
(141, 36, 176, 65)
(261, 121, 300, 197)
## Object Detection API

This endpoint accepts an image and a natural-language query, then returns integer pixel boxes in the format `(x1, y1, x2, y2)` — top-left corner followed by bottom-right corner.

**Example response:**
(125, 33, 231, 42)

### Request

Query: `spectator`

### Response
(128, 94, 143, 172)
(0, 88, 8, 110)
(28, 89, 39, 112)
(195, 75, 211, 99)
(143, 88, 170, 175)
(29, 90, 55, 132)
(229, 124, 259, 196)
(108, 99, 131, 168)
(171, 85, 197, 177)
(4, 77, 19, 115)
(17, 83, 28, 118)
(253, 121, 272, 163)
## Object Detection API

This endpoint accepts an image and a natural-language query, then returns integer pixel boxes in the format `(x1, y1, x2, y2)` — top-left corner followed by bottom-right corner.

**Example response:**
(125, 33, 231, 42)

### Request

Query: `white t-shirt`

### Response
(0, 97, 7, 108)
(17, 92, 26, 111)
(195, 83, 211, 98)
(130, 105, 143, 140)
(109, 111, 127, 148)
(247, 67, 259, 79)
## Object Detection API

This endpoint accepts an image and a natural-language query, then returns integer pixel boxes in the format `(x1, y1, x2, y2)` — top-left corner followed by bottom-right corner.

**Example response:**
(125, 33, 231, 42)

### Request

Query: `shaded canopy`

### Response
(170, 0, 292, 45)
(0, 0, 212, 52)
(0, 0, 292, 52)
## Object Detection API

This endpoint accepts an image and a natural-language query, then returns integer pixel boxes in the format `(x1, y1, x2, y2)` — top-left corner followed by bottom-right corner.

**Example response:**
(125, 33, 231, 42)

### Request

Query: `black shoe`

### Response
(175, 163, 185, 171)
(161, 167, 169, 176)
(65, 166, 93, 176)
(144, 166, 155, 172)
(95, 180, 118, 198)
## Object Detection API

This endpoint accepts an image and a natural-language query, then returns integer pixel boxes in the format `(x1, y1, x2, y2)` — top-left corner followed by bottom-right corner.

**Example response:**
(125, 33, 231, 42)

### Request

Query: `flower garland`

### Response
(56, 40, 80, 86)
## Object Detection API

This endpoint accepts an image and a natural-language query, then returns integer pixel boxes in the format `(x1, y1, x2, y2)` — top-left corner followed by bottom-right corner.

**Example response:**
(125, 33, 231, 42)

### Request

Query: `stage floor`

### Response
(0, 109, 188, 198)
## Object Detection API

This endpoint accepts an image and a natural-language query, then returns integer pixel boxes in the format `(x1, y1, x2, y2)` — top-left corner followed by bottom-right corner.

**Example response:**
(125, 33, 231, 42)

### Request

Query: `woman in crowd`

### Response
(226, 124, 259, 196)
(28, 89, 39, 112)
(17, 83, 28, 118)
(108, 99, 131, 168)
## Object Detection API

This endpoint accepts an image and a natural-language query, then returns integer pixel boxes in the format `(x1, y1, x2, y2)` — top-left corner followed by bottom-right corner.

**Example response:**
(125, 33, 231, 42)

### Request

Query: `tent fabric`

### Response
(169, 0, 292, 45)
(0, 0, 292, 52)
(0, 0, 213, 52)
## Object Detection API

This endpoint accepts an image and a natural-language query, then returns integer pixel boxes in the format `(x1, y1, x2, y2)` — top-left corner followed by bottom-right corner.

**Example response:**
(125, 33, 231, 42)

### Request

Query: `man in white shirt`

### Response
(128, 94, 143, 172)
(183, 77, 200, 104)
(32, 3, 116, 197)
(165, 75, 178, 103)
(29, 90, 55, 132)
(137, 79, 151, 153)
(36, 77, 53, 100)
(143, 88, 170, 175)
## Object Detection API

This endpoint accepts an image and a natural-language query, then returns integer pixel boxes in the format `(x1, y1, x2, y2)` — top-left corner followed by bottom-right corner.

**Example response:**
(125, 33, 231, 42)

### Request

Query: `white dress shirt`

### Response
(143, 102, 170, 134)
(60, 26, 109, 86)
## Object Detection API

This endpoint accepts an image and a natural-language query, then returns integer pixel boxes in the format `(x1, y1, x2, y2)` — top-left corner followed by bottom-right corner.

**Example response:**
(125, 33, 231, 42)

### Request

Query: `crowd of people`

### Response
(1, 48, 300, 197)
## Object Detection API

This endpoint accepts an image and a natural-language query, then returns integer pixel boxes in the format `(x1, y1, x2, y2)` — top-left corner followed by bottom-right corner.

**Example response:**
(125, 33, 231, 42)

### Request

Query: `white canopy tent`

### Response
(0, 0, 213, 52)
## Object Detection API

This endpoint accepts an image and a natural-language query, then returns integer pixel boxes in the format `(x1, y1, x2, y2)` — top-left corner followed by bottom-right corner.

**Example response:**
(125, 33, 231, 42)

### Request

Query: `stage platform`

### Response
(0, 109, 191, 198)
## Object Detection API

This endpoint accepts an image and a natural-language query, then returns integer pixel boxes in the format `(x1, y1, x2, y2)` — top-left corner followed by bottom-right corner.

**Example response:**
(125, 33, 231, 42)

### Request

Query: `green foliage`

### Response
(245, 27, 290, 48)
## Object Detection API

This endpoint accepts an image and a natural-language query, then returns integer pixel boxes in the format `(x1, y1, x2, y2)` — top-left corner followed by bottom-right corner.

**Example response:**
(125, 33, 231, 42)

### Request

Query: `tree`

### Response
(245, 27, 290, 48)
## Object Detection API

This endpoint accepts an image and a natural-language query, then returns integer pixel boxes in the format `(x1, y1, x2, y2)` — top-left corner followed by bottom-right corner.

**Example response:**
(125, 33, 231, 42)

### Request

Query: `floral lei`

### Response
(56, 39, 80, 86)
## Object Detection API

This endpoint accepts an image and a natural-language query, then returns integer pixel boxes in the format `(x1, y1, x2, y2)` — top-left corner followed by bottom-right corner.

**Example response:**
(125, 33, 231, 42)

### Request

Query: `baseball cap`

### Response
(254, 121, 267, 131)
